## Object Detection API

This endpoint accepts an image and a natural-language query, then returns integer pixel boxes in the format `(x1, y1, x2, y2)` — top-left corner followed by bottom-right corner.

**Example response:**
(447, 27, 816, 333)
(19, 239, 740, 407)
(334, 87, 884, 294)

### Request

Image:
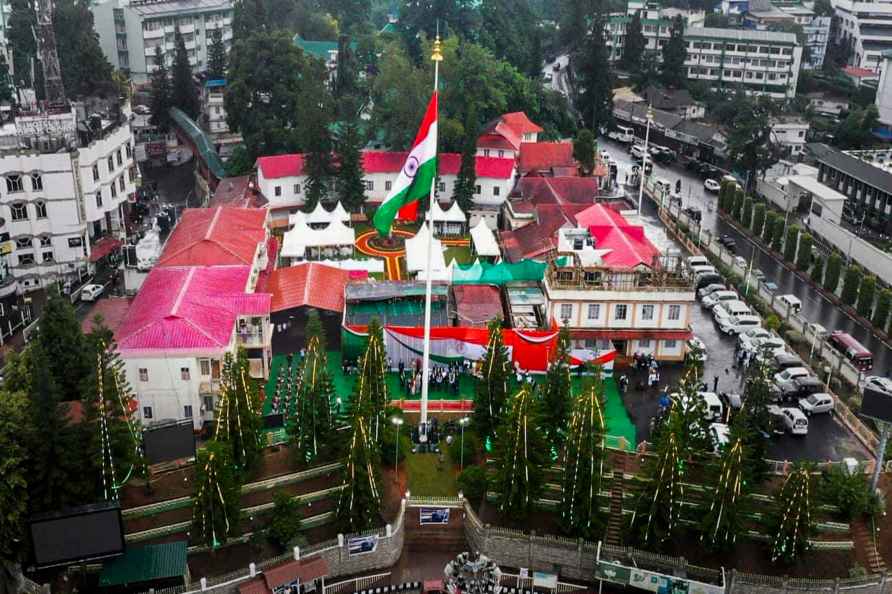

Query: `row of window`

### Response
(10, 201, 48, 221)
(688, 41, 794, 55)
(5, 173, 43, 194)
(16, 251, 54, 266)
(272, 180, 499, 197)
(688, 67, 788, 82)
(558, 302, 682, 322)
(692, 55, 788, 68)
(137, 358, 221, 383)
(575, 337, 679, 350)
(96, 175, 129, 208)
(91, 144, 132, 183)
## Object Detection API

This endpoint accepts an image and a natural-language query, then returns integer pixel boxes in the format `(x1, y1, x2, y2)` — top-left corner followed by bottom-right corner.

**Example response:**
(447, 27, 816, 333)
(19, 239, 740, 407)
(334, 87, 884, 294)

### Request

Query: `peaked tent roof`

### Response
(117, 266, 270, 356)
(159, 207, 267, 267)
(470, 219, 500, 257)
(280, 219, 356, 259)
(330, 201, 351, 222)
(405, 224, 446, 273)
(444, 201, 466, 222)
(267, 263, 362, 313)
(307, 200, 334, 225)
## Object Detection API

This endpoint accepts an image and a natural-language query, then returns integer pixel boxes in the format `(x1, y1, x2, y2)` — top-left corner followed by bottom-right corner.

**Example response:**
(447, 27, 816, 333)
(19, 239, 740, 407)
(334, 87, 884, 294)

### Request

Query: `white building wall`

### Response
(125, 355, 212, 429)
(877, 55, 892, 126)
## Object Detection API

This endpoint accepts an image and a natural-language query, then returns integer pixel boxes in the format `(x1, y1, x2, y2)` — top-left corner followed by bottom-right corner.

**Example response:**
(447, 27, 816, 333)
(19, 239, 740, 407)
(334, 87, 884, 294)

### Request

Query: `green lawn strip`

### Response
(406, 451, 459, 497)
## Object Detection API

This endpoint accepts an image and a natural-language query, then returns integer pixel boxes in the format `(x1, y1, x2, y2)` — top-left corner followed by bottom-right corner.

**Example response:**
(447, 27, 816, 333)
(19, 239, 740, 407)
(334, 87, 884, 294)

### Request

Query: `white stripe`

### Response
(386, 122, 438, 200)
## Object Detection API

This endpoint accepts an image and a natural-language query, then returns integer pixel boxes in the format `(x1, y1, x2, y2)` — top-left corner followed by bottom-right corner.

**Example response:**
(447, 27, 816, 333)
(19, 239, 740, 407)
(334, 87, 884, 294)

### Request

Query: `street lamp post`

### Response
(458, 417, 470, 471)
(636, 106, 654, 215)
(391, 416, 404, 483)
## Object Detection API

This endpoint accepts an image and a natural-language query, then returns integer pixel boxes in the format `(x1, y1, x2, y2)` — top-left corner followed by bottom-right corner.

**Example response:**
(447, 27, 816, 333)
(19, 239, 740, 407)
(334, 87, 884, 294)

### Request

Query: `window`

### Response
(68, 237, 83, 248)
(92, 164, 100, 181)
(17, 254, 34, 266)
(184, 405, 193, 418)
(31, 172, 43, 191)
(96, 192, 103, 208)
(493, 186, 500, 196)
(39, 236, 51, 247)
(641, 304, 655, 320)
(498, 150, 504, 158)
(181, 367, 191, 380)
(41, 250, 53, 262)
(6, 175, 22, 193)
(10, 203, 27, 221)
(110, 183, 117, 198)
(15, 237, 31, 249)
(200, 359, 211, 376)
(560, 303, 573, 321)
(615, 304, 628, 320)
(587, 303, 600, 320)
(116, 149, 123, 166)
(107, 155, 114, 172)
(139, 368, 149, 381)
(665, 339, 678, 349)
(474, 185, 481, 194)
(274, 185, 282, 197)
(483, 149, 490, 157)
(203, 395, 214, 412)
(385, 181, 392, 192)
(35, 201, 47, 219)
(639, 339, 651, 348)
(125, 143, 132, 158)
(119, 176, 126, 192)
(364, 180, 374, 191)
(143, 406, 153, 419)
(668, 304, 681, 320)
(437, 182, 446, 192)
(293, 183, 301, 194)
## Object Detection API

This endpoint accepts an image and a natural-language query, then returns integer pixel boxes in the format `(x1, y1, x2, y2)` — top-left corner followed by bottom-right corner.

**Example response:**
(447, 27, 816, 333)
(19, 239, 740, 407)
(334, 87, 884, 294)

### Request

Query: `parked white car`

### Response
(774, 366, 810, 385)
(860, 375, 892, 395)
(798, 393, 834, 415)
(744, 336, 786, 356)
(717, 314, 762, 335)
(780, 407, 809, 435)
(713, 300, 752, 323)
(702, 290, 739, 310)
(698, 283, 727, 300)
(687, 255, 710, 268)
(80, 284, 105, 302)
(704, 178, 721, 193)
(733, 256, 747, 269)
(737, 327, 772, 351)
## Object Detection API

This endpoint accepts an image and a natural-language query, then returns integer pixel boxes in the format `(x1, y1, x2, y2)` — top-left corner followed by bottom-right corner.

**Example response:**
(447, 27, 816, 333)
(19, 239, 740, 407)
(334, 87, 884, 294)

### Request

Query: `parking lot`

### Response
(608, 147, 872, 463)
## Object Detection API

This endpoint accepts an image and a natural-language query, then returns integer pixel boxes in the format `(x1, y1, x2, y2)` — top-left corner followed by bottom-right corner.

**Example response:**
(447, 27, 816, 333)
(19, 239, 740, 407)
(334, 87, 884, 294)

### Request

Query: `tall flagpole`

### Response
(419, 35, 443, 443)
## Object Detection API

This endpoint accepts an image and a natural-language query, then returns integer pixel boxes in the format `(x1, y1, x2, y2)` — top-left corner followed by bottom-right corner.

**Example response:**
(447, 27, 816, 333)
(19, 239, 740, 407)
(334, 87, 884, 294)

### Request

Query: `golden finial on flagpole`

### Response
(431, 35, 443, 63)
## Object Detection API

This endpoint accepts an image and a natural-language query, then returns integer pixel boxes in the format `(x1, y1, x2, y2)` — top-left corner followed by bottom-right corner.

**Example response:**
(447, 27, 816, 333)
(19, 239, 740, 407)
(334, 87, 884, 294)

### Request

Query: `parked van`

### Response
(718, 314, 761, 335)
(828, 331, 873, 371)
(772, 352, 805, 373)
(778, 294, 802, 314)
(687, 255, 710, 268)
(699, 392, 724, 421)
(695, 273, 724, 290)
(654, 178, 673, 197)
(610, 125, 635, 143)
(713, 300, 752, 322)
(631, 144, 650, 161)
(798, 393, 834, 415)
(780, 407, 809, 435)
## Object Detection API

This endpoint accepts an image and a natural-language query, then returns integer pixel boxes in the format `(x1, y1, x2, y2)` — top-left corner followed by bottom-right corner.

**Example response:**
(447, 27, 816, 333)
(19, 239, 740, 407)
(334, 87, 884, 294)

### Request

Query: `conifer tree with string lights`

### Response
(492, 385, 546, 521)
(769, 464, 815, 563)
(542, 324, 573, 453)
(699, 432, 753, 551)
(334, 408, 383, 532)
(214, 349, 263, 472)
(288, 334, 335, 464)
(351, 318, 388, 437)
(560, 371, 607, 539)
(192, 440, 241, 549)
(473, 319, 510, 448)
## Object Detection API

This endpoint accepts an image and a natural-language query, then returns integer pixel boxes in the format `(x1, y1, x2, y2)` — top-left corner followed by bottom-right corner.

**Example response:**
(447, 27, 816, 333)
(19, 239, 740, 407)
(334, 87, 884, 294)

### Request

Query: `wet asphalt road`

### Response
(601, 137, 892, 377)
(603, 139, 870, 461)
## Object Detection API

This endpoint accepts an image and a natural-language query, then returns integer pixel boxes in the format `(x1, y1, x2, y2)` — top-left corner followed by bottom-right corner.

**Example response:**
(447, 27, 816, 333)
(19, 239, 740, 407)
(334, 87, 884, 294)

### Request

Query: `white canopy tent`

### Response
(330, 201, 351, 223)
(306, 201, 333, 226)
(470, 219, 500, 257)
(281, 218, 356, 261)
(288, 210, 307, 227)
(405, 223, 447, 275)
(313, 258, 385, 274)
(431, 201, 467, 236)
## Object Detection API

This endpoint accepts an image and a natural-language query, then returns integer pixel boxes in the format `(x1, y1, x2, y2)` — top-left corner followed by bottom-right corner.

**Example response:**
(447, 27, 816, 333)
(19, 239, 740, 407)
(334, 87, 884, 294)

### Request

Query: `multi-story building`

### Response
(606, 0, 706, 63)
(0, 0, 11, 76)
(91, 0, 233, 83)
(542, 205, 694, 362)
(781, 6, 831, 69)
(255, 152, 516, 225)
(683, 26, 803, 99)
(201, 78, 240, 160)
(877, 50, 892, 125)
(0, 105, 136, 291)
(770, 117, 811, 157)
(830, 0, 892, 72)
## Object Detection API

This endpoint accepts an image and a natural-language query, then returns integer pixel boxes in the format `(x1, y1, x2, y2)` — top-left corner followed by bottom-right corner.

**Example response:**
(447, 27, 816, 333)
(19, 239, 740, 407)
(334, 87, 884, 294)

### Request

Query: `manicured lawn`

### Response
(406, 451, 459, 497)
(444, 244, 474, 265)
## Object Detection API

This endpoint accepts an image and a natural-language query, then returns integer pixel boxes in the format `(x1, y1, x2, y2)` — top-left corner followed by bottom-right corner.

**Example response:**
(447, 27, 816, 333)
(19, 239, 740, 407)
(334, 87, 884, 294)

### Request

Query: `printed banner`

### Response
(347, 535, 379, 556)
(419, 507, 450, 525)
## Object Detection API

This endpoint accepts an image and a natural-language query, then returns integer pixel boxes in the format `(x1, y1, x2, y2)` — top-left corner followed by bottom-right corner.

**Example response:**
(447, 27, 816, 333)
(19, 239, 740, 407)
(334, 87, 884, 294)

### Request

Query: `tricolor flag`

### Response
(373, 92, 438, 236)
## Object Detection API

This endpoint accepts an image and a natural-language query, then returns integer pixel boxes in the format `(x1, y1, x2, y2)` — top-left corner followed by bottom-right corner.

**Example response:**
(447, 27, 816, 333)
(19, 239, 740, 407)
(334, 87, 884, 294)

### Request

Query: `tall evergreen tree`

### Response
(473, 319, 510, 447)
(751, 203, 766, 236)
(0, 56, 13, 105)
(36, 289, 90, 401)
(171, 29, 200, 119)
(841, 264, 863, 306)
(857, 274, 876, 318)
(454, 103, 478, 213)
(823, 251, 843, 293)
(149, 46, 172, 130)
(0, 389, 31, 561)
(289, 333, 335, 464)
(560, 374, 606, 539)
(303, 100, 333, 210)
(192, 440, 241, 549)
(541, 325, 572, 452)
(493, 385, 546, 520)
(622, 11, 646, 73)
(214, 349, 263, 472)
(54, 0, 115, 97)
(873, 289, 892, 330)
(336, 120, 367, 212)
(771, 219, 785, 252)
(335, 410, 382, 532)
(762, 211, 777, 244)
(742, 197, 754, 229)
(572, 129, 596, 176)
(783, 225, 800, 262)
(207, 27, 227, 79)
(660, 15, 687, 87)
(810, 254, 824, 285)
(700, 435, 752, 551)
(352, 318, 388, 436)
(769, 465, 815, 563)
(576, 13, 614, 133)
(796, 232, 813, 270)
(8, 0, 37, 91)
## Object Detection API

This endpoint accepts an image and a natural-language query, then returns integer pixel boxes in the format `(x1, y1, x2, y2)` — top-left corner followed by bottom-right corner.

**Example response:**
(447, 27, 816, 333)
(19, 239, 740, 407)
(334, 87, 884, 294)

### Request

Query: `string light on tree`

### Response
(288, 335, 335, 463)
(191, 441, 240, 549)
(335, 410, 382, 532)
(769, 465, 814, 563)
(473, 319, 510, 449)
(634, 411, 685, 545)
(492, 385, 546, 520)
(214, 349, 263, 471)
(700, 436, 751, 550)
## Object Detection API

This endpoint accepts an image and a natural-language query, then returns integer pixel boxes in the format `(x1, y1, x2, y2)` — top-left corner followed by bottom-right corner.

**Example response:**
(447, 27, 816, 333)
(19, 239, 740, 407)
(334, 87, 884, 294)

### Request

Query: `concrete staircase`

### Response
(852, 519, 886, 574)
(605, 454, 626, 547)
(404, 508, 468, 552)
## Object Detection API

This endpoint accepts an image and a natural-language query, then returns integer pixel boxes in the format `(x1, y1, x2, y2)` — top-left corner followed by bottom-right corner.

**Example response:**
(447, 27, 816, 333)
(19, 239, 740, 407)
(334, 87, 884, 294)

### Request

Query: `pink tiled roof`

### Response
(501, 111, 544, 135)
(575, 203, 659, 269)
(159, 207, 267, 267)
(257, 154, 305, 179)
(117, 266, 271, 356)
(267, 263, 364, 313)
(518, 142, 576, 174)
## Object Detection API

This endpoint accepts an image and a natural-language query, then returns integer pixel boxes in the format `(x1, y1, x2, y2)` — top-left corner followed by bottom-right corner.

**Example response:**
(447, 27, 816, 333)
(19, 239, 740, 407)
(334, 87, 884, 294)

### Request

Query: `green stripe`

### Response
(372, 157, 437, 236)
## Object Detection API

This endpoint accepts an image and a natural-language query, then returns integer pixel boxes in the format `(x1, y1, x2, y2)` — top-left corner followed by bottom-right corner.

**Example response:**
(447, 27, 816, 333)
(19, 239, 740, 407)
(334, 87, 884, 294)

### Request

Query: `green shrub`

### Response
(841, 265, 863, 306)
(457, 465, 488, 503)
(824, 252, 843, 293)
(751, 203, 766, 236)
(448, 429, 480, 468)
(742, 197, 753, 228)
(856, 275, 876, 318)
(771, 219, 784, 252)
(810, 255, 824, 285)
(267, 490, 305, 550)
(784, 330, 805, 346)
(873, 289, 892, 331)
(764, 314, 781, 331)
(783, 225, 800, 262)
(796, 232, 813, 270)
(381, 420, 411, 467)
(818, 466, 880, 520)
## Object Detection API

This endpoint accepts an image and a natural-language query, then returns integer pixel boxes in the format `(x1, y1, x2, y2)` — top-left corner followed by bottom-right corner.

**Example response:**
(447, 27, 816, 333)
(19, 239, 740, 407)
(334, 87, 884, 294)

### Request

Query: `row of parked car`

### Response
(686, 255, 835, 442)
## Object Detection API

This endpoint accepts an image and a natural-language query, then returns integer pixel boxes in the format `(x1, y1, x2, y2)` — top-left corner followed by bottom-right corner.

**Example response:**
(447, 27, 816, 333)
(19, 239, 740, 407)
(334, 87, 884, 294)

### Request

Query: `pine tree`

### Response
(660, 15, 687, 87)
(762, 212, 777, 244)
(215, 349, 263, 472)
(149, 46, 172, 130)
(207, 27, 227, 79)
(289, 334, 335, 464)
(576, 13, 614, 132)
(454, 103, 478, 213)
(352, 318, 388, 435)
(823, 251, 843, 293)
(841, 265, 863, 306)
(572, 129, 596, 176)
(751, 203, 766, 236)
(622, 11, 646, 73)
(783, 225, 800, 263)
(0, 389, 31, 560)
(771, 219, 785, 252)
(35, 289, 90, 402)
(336, 120, 366, 212)
(171, 28, 200, 119)
(731, 188, 744, 221)
(473, 320, 510, 447)
(304, 109, 332, 210)
(560, 375, 606, 539)
(734, 356, 773, 479)
(741, 197, 753, 229)
(0, 55, 14, 104)
(492, 385, 546, 520)
(857, 274, 876, 318)
(541, 325, 572, 453)
(810, 254, 824, 285)
(335, 411, 382, 532)
(700, 435, 751, 551)
(769, 465, 815, 563)
(192, 440, 241, 549)
(669, 369, 713, 458)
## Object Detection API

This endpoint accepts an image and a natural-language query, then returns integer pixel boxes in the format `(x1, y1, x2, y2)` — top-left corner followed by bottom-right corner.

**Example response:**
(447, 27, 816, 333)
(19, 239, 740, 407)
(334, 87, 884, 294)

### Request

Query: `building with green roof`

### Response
(99, 541, 189, 591)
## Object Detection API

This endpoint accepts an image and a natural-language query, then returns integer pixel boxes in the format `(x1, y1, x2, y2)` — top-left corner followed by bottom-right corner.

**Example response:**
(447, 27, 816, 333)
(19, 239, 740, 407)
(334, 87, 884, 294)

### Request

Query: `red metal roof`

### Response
(575, 203, 660, 269)
(255, 236, 279, 294)
(477, 133, 517, 151)
(267, 263, 365, 313)
(518, 177, 599, 206)
(500, 207, 577, 262)
(117, 266, 270, 355)
(159, 207, 267, 267)
(501, 111, 544, 135)
(89, 236, 122, 262)
(256, 154, 305, 179)
(81, 297, 133, 336)
(210, 175, 261, 208)
(479, 112, 542, 151)
(453, 284, 504, 326)
(263, 557, 328, 590)
(238, 578, 270, 594)
(518, 142, 576, 174)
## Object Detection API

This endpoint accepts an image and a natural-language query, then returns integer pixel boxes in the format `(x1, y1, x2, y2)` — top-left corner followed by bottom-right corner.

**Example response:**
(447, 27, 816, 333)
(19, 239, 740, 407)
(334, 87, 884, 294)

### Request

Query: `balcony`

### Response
(236, 327, 266, 347)
(199, 379, 221, 395)
(144, 28, 163, 39)
(179, 23, 195, 34)
(546, 254, 693, 293)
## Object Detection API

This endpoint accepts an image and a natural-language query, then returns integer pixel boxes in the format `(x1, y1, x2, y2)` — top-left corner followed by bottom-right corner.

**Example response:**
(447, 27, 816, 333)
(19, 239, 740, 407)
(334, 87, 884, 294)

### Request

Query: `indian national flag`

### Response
(373, 92, 438, 236)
